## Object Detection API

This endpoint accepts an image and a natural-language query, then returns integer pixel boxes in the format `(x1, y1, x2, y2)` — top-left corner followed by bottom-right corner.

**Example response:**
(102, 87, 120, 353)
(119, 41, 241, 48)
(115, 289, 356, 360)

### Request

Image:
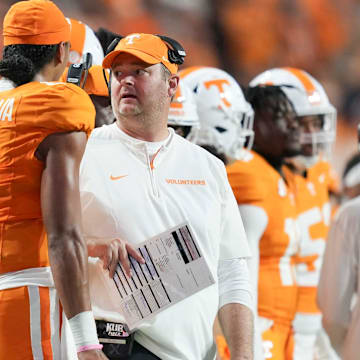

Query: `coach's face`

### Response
(110, 53, 170, 119)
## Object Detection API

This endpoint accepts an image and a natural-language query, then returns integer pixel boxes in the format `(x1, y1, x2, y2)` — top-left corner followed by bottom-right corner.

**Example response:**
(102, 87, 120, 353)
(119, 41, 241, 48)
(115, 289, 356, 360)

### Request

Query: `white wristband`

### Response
(68, 311, 99, 348)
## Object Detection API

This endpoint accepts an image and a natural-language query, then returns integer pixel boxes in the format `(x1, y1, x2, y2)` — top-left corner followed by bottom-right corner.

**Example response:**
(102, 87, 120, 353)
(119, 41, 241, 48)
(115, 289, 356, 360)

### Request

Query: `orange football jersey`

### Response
(0, 81, 95, 274)
(283, 161, 332, 314)
(227, 150, 299, 326)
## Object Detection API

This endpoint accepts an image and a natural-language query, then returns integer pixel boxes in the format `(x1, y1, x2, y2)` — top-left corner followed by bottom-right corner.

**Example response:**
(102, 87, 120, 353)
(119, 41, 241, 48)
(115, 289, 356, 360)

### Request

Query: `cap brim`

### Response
(102, 48, 160, 69)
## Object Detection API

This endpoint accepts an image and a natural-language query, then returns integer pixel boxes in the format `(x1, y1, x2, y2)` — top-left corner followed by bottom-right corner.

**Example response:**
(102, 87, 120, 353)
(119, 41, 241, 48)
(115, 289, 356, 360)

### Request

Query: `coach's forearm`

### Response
(218, 303, 254, 360)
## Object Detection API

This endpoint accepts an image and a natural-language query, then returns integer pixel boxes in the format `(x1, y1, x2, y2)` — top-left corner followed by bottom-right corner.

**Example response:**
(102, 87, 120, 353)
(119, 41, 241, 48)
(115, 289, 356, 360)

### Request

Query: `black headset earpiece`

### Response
(103, 36, 123, 97)
(106, 37, 122, 55)
(156, 34, 186, 65)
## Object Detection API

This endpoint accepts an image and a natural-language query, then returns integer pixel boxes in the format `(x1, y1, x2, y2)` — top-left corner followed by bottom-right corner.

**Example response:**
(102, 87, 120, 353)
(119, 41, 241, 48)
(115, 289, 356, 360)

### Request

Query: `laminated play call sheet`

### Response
(107, 222, 215, 331)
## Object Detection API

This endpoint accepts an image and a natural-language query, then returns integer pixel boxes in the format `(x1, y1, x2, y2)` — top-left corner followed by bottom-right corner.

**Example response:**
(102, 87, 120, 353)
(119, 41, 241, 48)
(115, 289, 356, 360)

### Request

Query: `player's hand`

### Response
(78, 349, 109, 359)
(87, 238, 145, 278)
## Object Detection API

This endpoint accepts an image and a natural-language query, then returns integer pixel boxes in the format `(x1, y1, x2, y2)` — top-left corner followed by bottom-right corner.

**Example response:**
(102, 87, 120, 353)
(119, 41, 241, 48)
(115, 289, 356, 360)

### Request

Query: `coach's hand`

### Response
(87, 238, 145, 278)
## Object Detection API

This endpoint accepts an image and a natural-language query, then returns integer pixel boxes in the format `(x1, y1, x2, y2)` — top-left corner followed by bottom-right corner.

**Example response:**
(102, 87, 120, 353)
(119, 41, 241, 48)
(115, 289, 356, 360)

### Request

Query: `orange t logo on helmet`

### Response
(204, 79, 231, 107)
(283, 67, 321, 105)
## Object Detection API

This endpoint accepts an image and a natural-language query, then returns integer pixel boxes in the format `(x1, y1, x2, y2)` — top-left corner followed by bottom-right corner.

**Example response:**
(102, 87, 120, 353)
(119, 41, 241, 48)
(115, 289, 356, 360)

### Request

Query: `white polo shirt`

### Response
(80, 123, 250, 360)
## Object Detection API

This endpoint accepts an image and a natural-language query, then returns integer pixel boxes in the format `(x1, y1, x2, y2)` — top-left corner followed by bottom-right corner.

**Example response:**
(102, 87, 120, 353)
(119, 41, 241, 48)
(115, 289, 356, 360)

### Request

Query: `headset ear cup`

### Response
(104, 37, 122, 98)
(102, 68, 111, 98)
(168, 49, 184, 65)
(108, 71, 112, 97)
(156, 34, 186, 65)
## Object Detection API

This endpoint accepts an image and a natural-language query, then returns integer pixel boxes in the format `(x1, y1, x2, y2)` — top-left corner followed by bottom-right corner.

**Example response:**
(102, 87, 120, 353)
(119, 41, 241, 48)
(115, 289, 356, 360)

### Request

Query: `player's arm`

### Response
(317, 204, 357, 357)
(37, 131, 107, 359)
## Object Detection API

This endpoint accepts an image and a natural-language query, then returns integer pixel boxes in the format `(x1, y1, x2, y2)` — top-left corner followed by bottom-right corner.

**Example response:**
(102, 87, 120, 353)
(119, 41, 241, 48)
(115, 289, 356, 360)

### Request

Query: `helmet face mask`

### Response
(180, 67, 254, 160)
(250, 67, 336, 167)
(287, 83, 337, 161)
(298, 112, 336, 161)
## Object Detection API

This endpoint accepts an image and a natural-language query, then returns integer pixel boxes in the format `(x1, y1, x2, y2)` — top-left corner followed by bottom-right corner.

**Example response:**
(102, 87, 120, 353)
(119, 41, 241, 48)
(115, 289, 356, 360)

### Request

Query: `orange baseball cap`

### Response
(83, 65, 109, 97)
(3, 0, 71, 46)
(102, 33, 178, 74)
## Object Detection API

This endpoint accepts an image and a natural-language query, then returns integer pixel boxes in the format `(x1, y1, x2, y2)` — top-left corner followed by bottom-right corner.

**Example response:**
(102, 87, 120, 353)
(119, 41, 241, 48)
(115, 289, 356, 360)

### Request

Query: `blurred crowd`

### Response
(1, 0, 359, 175)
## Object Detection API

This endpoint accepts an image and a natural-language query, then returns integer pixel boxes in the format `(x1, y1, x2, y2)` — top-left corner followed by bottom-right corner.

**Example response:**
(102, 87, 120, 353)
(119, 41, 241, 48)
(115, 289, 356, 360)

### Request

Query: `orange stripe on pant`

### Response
(0, 286, 60, 360)
(40, 287, 53, 359)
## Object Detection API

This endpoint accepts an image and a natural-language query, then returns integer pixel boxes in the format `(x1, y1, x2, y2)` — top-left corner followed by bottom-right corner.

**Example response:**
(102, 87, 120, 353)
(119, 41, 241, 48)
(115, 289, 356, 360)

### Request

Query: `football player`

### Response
(250, 67, 339, 359)
(228, 83, 302, 360)
(0, 1, 106, 358)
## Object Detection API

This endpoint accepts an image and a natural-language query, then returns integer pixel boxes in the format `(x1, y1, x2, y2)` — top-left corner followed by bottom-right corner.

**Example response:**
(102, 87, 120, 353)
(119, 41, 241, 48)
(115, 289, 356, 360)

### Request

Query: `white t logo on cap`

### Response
(125, 34, 141, 45)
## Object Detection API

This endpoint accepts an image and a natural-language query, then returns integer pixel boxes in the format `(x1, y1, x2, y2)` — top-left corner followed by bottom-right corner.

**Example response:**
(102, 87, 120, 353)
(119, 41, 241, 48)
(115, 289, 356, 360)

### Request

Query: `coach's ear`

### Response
(168, 74, 179, 99)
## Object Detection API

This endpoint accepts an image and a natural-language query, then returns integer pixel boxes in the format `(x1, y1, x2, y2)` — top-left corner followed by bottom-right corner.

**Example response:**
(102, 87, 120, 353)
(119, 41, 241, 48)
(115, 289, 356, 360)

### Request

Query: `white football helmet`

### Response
(180, 66, 254, 160)
(66, 18, 105, 66)
(250, 67, 336, 165)
(168, 79, 200, 142)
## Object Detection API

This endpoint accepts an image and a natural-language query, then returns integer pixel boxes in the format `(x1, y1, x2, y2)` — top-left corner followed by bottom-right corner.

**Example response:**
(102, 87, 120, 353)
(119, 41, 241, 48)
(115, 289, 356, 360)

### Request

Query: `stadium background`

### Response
(1, 0, 358, 179)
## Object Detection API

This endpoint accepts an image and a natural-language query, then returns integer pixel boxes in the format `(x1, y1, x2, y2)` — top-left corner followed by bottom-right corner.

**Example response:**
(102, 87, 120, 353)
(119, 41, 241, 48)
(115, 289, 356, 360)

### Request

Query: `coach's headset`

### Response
(102, 34, 186, 97)
(66, 52, 93, 88)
